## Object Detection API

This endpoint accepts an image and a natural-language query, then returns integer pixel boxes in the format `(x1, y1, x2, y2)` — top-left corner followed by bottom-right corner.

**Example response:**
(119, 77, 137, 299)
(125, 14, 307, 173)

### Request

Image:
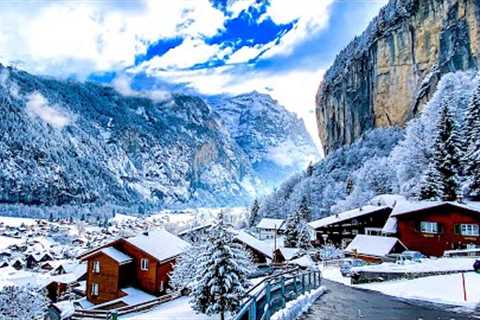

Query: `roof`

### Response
(391, 200, 480, 217)
(276, 247, 300, 261)
(125, 230, 190, 263)
(256, 218, 286, 230)
(345, 235, 406, 257)
(309, 205, 390, 230)
(234, 230, 273, 259)
(81, 247, 133, 265)
(382, 217, 398, 234)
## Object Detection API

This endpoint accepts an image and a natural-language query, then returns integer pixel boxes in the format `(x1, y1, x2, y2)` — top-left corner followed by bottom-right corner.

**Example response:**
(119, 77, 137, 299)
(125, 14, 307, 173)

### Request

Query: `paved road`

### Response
(300, 280, 480, 320)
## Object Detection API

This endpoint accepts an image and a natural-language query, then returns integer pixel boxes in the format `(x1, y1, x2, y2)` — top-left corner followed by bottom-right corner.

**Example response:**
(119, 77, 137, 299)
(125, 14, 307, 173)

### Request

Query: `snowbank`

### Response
(352, 257, 476, 273)
(271, 286, 326, 320)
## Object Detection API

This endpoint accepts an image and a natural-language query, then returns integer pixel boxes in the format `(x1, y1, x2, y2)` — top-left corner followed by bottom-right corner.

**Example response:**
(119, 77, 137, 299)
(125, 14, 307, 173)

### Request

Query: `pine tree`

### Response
(284, 203, 312, 250)
(190, 221, 251, 320)
(0, 285, 49, 319)
(248, 199, 260, 227)
(171, 239, 207, 290)
(306, 161, 314, 176)
(298, 196, 312, 222)
(418, 98, 461, 201)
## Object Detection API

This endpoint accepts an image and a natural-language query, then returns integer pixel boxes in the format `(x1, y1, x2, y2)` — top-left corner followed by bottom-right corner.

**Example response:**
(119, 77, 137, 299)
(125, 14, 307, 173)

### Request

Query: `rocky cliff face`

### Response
(316, 0, 480, 154)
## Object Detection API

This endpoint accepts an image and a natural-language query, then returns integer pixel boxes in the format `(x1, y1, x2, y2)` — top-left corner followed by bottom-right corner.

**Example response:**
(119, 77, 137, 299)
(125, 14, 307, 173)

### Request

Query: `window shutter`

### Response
(437, 223, 443, 234)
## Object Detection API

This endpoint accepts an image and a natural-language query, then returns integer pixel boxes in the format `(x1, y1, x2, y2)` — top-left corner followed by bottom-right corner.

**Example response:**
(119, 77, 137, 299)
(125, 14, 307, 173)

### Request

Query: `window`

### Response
(92, 260, 100, 273)
(91, 283, 99, 296)
(420, 221, 439, 234)
(460, 224, 479, 236)
(141, 258, 149, 271)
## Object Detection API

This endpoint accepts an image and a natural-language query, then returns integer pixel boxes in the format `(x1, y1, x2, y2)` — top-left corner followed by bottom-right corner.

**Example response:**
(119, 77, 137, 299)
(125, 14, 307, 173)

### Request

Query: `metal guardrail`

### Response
(444, 248, 480, 257)
(233, 268, 322, 320)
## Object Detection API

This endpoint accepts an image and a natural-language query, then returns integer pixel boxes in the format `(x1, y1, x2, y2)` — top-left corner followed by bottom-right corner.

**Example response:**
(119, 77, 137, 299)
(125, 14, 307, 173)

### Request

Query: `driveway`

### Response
(300, 280, 479, 320)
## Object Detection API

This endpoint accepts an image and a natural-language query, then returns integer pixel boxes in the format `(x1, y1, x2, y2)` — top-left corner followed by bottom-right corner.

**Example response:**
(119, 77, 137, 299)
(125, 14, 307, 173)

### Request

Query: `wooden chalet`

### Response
(382, 201, 480, 257)
(78, 230, 189, 306)
(255, 218, 285, 240)
(234, 230, 273, 263)
(309, 205, 392, 248)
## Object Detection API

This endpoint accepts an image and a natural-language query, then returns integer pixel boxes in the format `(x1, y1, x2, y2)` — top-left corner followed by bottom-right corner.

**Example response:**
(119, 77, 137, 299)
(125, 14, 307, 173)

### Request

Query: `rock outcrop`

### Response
(316, 0, 480, 154)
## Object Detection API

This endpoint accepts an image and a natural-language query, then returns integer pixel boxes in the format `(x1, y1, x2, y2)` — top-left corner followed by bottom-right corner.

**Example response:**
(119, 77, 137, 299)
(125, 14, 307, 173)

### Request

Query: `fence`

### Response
(71, 292, 179, 320)
(444, 248, 480, 257)
(233, 268, 322, 320)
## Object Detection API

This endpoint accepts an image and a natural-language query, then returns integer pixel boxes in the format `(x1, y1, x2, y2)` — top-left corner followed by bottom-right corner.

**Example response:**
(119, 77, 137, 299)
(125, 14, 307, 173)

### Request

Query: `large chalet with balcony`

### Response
(78, 230, 189, 307)
(382, 201, 480, 256)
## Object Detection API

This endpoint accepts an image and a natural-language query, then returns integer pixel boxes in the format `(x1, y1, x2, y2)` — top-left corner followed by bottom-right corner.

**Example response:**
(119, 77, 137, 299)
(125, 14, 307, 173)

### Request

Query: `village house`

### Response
(77, 229, 189, 307)
(255, 218, 286, 240)
(234, 230, 273, 264)
(309, 205, 393, 248)
(382, 201, 480, 257)
(344, 234, 407, 262)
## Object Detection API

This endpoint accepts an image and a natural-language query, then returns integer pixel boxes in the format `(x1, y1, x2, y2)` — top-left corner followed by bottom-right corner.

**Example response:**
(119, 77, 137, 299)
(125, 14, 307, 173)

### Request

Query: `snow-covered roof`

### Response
(234, 230, 273, 259)
(345, 235, 406, 257)
(256, 218, 286, 230)
(391, 200, 480, 217)
(309, 205, 390, 230)
(369, 194, 406, 208)
(81, 247, 133, 265)
(126, 230, 190, 263)
(277, 247, 300, 261)
(290, 255, 314, 267)
(381, 217, 398, 234)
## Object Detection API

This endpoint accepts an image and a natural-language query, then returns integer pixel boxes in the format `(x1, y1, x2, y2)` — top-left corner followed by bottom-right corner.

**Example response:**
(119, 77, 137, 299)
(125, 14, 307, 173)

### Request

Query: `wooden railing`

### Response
(71, 292, 179, 320)
(233, 268, 322, 320)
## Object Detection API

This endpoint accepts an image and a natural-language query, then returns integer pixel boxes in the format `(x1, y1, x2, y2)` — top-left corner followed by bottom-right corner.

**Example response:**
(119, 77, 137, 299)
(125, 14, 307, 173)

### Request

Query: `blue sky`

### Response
(0, 0, 387, 146)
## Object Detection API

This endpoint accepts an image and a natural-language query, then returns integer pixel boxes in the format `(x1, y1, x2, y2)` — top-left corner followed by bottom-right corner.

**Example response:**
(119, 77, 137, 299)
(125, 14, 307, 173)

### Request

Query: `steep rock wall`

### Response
(316, 0, 480, 154)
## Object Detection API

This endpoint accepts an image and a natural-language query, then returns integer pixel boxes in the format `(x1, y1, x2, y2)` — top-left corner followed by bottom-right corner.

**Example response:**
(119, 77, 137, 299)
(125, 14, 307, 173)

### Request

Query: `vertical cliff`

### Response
(316, 0, 480, 154)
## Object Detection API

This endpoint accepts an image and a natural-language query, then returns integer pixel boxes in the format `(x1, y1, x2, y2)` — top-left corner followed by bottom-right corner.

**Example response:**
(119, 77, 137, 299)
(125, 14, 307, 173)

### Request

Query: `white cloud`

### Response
(141, 38, 230, 71)
(26, 92, 71, 129)
(112, 73, 171, 101)
(0, 1, 226, 77)
(261, 0, 335, 58)
(267, 139, 317, 167)
(226, 45, 264, 64)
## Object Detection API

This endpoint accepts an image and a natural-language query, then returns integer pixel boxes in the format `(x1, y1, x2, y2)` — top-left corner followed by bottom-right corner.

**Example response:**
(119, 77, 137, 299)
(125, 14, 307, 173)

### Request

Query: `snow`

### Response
(277, 247, 300, 261)
(357, 272, 480, 309)
(344, 235, 406, 257)
(0, 216, 36, 227)
(290, 255, 315, 267)
(320, 265, 352, 286)
(101, 247, 133, 265)
(126, 229, 190, 263)
(234, 230, 273, 259)
(390, 199, 480, 217)
(256, 218, 286, 230)
(0, 266, 50, 288)
(271, 286, 326, 320)
(309, 205, 389, 230)
(369, 194, 406, 208)
(353, 257, 476, 273)
(53, 300, 75, 319)
(0, 236, 23, 250)
(123, 296, 210, 320)
(381, 216, 398, 234)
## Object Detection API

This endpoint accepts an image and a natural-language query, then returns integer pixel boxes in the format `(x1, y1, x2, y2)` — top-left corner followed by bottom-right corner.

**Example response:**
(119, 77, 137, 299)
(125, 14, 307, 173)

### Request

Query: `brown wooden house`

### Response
(309, 205, 393, 248)
(382, 201, 480, 257)
(78, 230, 189, 306)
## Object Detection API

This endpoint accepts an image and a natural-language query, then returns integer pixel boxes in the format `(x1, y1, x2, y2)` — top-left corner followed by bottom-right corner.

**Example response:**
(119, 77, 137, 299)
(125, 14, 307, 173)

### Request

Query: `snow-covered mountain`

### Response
(209, 92, 319, 187)
(0, 65, 317, 216)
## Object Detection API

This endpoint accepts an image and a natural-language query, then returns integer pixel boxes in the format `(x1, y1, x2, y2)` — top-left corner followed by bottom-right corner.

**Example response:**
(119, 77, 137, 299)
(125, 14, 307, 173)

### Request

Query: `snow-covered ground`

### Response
(357, 272, 480, 309)
(271, 286, 326, 320)
(122, 296, 209, 320)
(321, 260, 480, 309)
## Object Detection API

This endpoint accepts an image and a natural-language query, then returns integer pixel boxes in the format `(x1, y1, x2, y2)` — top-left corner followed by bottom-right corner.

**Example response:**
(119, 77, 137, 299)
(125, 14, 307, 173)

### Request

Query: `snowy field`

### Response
(122, 296, 210, 320)
(352, 257, 476, 273)
(321, 261, 480, 309)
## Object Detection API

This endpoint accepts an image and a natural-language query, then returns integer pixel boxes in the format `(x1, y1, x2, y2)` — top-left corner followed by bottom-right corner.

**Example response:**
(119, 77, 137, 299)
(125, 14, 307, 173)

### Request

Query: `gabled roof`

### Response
(125, 230, 190, 263)
(81, 247, 132, 265)
(256, 218, 286, 230)
(391, 200, 480, 217)
(276, 247, 300, 261)
(345, 235, 406, 257)
(234, 230, 273, 259)
(309, 205, 390, 230)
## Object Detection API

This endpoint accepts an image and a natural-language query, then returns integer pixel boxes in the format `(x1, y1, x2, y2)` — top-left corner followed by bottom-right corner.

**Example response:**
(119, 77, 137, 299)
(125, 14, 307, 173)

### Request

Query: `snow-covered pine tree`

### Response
(190, 220, 251, 320)
(248, 199, 260, 227)
(418, 98, 461, 201)
(298, 196, 312, 222)
(171, 239, 207, 290)
(284, 203, 312, 250)
(0, 285, 49, 319)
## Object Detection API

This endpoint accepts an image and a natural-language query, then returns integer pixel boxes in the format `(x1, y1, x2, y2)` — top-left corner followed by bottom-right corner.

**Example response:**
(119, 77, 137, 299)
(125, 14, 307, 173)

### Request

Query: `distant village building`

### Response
(309, 206, 392, 248)
(234, 230, 273, 264)
(255, 218, 285, 240)
(178, 224, 212, 243)
(382, 201, 480, 257)
(78, 230, 189, 307)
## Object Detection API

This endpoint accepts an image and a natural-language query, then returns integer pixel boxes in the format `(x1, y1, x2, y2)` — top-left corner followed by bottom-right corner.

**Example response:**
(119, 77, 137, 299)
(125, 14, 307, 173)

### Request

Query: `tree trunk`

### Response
(220, 312, 225, 320)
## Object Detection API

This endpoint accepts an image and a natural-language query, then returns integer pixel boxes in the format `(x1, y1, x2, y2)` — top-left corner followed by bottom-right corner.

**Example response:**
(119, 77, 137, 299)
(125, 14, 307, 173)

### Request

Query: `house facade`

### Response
(256, 218, 285, 240)
(385, 202, 480, 257)
(79, 230, 189, 306)
(309, 206, 392, 248)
